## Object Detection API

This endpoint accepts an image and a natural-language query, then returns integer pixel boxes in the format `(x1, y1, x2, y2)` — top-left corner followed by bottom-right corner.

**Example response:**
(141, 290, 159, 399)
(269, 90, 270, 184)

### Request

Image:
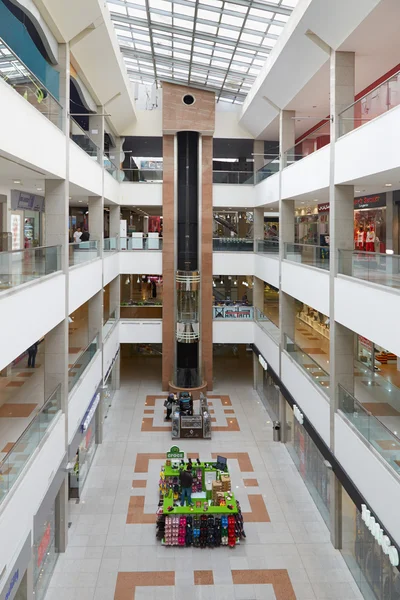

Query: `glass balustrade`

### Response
(213, 304, 254, 319)
(121, 168, 163, 182)
(284, 243, 330, 270)
(0, 385, 61, 503)
(69, 240, 100, 266)
(0, 245, 61, 291)
(70, 119, 100, 162)
(103, 309, 117, 339)
(284, 334, 330, 393)
(104, 154, 120, 179)
(284, 121, 330, 165)
(212, 238, 254, 252)
(0, 38, 63, 129)
(68, 335, 99, 393)
(338, 385, 400, 475)
(255, 238, 279, 254)
(119, 236, 163, 251)
(255, 155, 280, 183)
(212, 171, 254, 184)
(338, 249, 400, 290)
(103, 237, 118, 252)
(339, 69, 400, 137)
(254, 308, 280, 344)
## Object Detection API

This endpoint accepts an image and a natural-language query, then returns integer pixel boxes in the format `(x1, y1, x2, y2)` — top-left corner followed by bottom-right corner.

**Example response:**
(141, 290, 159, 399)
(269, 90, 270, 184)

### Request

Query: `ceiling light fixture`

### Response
(355, 190, 361, 193)
(385, 183, 392, 187)
(125, 277, 130, 285)
(36, 187, 43, 191)
(137, 276, 140, 283)
(13, 180, 21, 184)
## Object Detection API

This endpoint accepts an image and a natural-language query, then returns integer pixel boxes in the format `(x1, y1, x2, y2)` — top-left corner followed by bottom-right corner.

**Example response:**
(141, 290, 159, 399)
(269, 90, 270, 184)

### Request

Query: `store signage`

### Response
(167, 445, 184, 459)
(81, 392, 100, 433)
(11, 190, 45, 212)
(318, 203, 329, 214)
(37, 523, 51, 568)
(258, 355, 268, 370)
(293, 404, 304, 425)
(318, 194, 386, 214)
(361, 504, 399, 566)
(359, 336, 373, 352)
(4, 570, 18, 600)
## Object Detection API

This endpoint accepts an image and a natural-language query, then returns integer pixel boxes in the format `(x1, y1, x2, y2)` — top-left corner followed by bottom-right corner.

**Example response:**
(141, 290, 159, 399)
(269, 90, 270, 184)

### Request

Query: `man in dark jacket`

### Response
(27, 342, 38, 368)
(179, 464, 193, 507)
(80, 229, 90, 242)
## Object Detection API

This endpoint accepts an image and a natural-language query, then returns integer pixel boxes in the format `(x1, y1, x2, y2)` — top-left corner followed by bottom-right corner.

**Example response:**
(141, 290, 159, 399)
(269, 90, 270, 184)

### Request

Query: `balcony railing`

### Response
(284, 121, 330, 166)
(104, 155, 120, 179)
(121, 168, 163, 182)
(213, 304, 254, 319)
(103, 309, 117, 340)
(338, 385, 400, 476)
(70, 119, 100, 162)
(255, 155, 280, 183)
(213, 238, 254, 252)
(69, 240, 100, 266)
(255, 238, 279, 254)
(0, 38, 63, 129)
(254, 307, 280, 344)
(0, 245, 61, 291)
(0, 385, 61, 503)
(68, 335, 99, 393)
(212, 171, 254, 184)
(339, 69, 400, 137)
(338, 250, 400, 290)
(103, 237, 118, 252)
(284, 243, 330, 270)
(284, 334, 330, 393)
(120, 236, 162, 251)
(120, 304, 163, 319)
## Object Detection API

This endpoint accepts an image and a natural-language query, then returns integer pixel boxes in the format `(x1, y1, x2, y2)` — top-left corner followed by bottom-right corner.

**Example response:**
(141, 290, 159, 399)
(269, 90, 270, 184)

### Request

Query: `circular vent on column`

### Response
(182, 94, 195, 106)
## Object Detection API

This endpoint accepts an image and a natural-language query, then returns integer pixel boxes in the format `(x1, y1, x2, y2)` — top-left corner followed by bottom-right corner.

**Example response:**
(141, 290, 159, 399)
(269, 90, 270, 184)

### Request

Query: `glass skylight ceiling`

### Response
(107, 0, 297, 103)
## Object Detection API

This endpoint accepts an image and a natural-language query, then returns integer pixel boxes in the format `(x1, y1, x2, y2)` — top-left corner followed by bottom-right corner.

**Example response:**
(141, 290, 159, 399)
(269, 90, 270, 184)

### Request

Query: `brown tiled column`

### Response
(201, 135, 213, 390)
(162, 134, 175, 390)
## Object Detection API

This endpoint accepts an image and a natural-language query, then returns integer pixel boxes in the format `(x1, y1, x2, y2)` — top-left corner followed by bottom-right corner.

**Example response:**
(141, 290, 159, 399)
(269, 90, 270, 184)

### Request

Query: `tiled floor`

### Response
(44, 357, 362, 600)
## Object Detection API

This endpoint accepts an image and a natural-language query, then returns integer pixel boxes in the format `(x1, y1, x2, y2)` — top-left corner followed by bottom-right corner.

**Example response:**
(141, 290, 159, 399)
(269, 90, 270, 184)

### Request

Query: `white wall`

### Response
(0, 79, 66, 179)
(213, 320, 254, 344)
(281, 261, 330, 316)
(103, 323, 119, 376)
(335, 276, 400, 356)
(119, 183, 163, 206)
(104, 171, 120, 203)
(213, 184, 256, 208)
(214, 110, 253, 138)
(0, 415, 65, 577)
(281, 352, 330, 445)
(122, 109, 162, 136)
(68, 352, 102, 444)
(69, 259, 103, 313)
(335, 104, 400, 184)
(0, 274, 65, 372)
(281, 145, 330, 200)
(213, 252, 254, 276)
(255, 254, 280, 288)
(254, 323, 280, 374)
(69, 140, 103, 197)
(119, 251, 162, 275)
(255, 171, 279, 207)
(103, 253, 120, 286)
(335, 413, 400, 547)
(119, 319, 162, 343)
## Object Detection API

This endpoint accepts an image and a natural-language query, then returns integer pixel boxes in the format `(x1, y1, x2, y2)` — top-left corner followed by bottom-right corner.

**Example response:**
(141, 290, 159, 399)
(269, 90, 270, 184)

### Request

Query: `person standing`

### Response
(164, 393, 175, 421)
(179, 464, 193, 507)
(80, 229, 90, 242)
(73, 228, 82, 244)
(27, 342, 38, 368)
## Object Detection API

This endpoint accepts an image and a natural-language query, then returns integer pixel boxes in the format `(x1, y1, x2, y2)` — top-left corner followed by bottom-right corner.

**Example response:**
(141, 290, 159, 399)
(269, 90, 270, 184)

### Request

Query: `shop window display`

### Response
(33, 503, 57, 600)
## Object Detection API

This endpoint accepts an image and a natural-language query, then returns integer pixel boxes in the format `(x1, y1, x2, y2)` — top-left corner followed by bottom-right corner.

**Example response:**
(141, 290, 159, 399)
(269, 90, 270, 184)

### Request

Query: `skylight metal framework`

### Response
(107, 0, 297, 103)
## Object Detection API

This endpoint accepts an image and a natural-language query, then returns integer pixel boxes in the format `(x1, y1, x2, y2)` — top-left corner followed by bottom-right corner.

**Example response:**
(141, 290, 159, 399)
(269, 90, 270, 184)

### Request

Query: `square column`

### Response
(109, 205, 121, 239)
(279, 110, 295, 170)
(88, 196, 104, 257)
(254, 207, 264, 248)
(89, 106, 104, 164)
(109, 275, 120, 320)
(89, 290, 103, 344)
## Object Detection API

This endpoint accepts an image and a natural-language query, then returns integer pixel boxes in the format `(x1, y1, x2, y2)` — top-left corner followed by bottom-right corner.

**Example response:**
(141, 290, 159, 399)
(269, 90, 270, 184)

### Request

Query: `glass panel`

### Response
(103, 309, 117, 339)
(0, 38, 63, 128)
(69, 240, 100, 266)
(255, 155, 280, 183)
(103, 237, 118, 252)
(255, 238, 279, 254)
(0, 245, 61, 291)
(122, 168, 163, 182)
(70, 119, 100, 162)
(104, 154, 120, 179)
(338, 250, 400, 290)
(339, 71, 400, 137)
(68, 336, 99, 393)
(284, 334, 330, 393)
(338, 385, 400, 476)
(212, 238, 254, 251)
(212, 171, 254, 184)
(213, 305, 254, 319)
(119, 236, 163, 250)
(254, 307, 280, 344)
(284, 121, 330, 165)
(284, 243, 330, 270)
(0, 386, 61, 504)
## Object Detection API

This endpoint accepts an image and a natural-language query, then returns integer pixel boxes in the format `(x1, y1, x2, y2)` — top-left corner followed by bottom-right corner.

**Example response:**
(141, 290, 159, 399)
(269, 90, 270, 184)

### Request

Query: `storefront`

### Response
(297, 303, 330, 340)
(341, 488, 400, 599)
(68, 389, 100, 499)
(11, 190, 45, 250)
(103, 350, 120, 419)
(357, 335, 398, 375)
(0, 535, 31, 600)
(256, 358, 279, 421)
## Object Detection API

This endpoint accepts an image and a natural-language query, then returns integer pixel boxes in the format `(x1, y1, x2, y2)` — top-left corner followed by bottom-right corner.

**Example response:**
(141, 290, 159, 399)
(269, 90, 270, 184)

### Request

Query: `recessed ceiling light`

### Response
(301, 201, 305, 204)
(385, 183, 392, 187)
(13, 180, 21, 184)
(313, 198, 318, 201)
(78, 200, 83, 203)
(355, 190, 360, 193)
(36, 188, 43, 191)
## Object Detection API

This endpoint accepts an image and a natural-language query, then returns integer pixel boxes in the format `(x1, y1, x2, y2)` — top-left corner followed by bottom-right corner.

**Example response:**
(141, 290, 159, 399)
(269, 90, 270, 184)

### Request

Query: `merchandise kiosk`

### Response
(171, 392, 212, 439)
(156, 448, 246, 548)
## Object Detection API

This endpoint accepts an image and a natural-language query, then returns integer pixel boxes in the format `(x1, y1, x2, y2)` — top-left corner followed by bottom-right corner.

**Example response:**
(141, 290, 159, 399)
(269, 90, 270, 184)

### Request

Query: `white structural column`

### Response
(89, 196, 104, 257)
(109, 204, 121, 239)
(109, 275, 120, 321)
(329, 49, 355, 549)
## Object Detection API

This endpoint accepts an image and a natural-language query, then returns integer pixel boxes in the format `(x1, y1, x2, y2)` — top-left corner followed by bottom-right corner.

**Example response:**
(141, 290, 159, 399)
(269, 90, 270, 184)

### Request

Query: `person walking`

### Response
(179, 463, 193, 507)
(27, 342, 38, 368)
(164, 393, 175, 421)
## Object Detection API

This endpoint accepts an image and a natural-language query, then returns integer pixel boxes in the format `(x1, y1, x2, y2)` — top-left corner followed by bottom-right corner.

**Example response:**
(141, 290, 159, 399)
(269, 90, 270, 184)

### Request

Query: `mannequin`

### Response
(366, 225, 376, 252)
(355, 225, 366, 250)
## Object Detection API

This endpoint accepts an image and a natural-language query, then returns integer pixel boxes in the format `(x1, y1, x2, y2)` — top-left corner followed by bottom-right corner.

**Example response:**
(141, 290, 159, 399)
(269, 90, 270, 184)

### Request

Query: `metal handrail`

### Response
(0, 244, 61, 255)
(338, 67, 400, 116)
(68, 334, 98, 374)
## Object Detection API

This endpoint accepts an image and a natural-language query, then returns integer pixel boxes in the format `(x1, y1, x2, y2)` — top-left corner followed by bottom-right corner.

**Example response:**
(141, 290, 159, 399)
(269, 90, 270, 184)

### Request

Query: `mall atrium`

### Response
(0, 0, 400, 598)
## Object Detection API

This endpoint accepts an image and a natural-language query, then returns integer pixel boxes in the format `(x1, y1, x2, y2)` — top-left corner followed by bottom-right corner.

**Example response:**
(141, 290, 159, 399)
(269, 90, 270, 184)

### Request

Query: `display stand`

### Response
(171, 393, 211, 439)
(156, 449, 246, 548)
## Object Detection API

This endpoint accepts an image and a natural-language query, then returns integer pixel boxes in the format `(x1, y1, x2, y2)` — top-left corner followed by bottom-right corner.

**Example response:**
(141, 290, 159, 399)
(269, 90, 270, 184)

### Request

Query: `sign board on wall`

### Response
(11, 190, 45, 212)
(318, 194, 386, 214)
(361, 504, 399, 566)
(10, 213, 21, 251)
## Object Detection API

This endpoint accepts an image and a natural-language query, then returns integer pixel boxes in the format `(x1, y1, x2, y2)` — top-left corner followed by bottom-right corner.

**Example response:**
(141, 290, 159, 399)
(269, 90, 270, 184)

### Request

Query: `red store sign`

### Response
(318, 194, 386, 214)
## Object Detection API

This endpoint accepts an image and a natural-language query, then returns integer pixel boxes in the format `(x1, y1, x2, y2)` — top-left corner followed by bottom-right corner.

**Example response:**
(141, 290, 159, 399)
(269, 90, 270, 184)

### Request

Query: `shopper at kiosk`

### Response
(179, 463, 193, 506)
(164, 393, 175, 421)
